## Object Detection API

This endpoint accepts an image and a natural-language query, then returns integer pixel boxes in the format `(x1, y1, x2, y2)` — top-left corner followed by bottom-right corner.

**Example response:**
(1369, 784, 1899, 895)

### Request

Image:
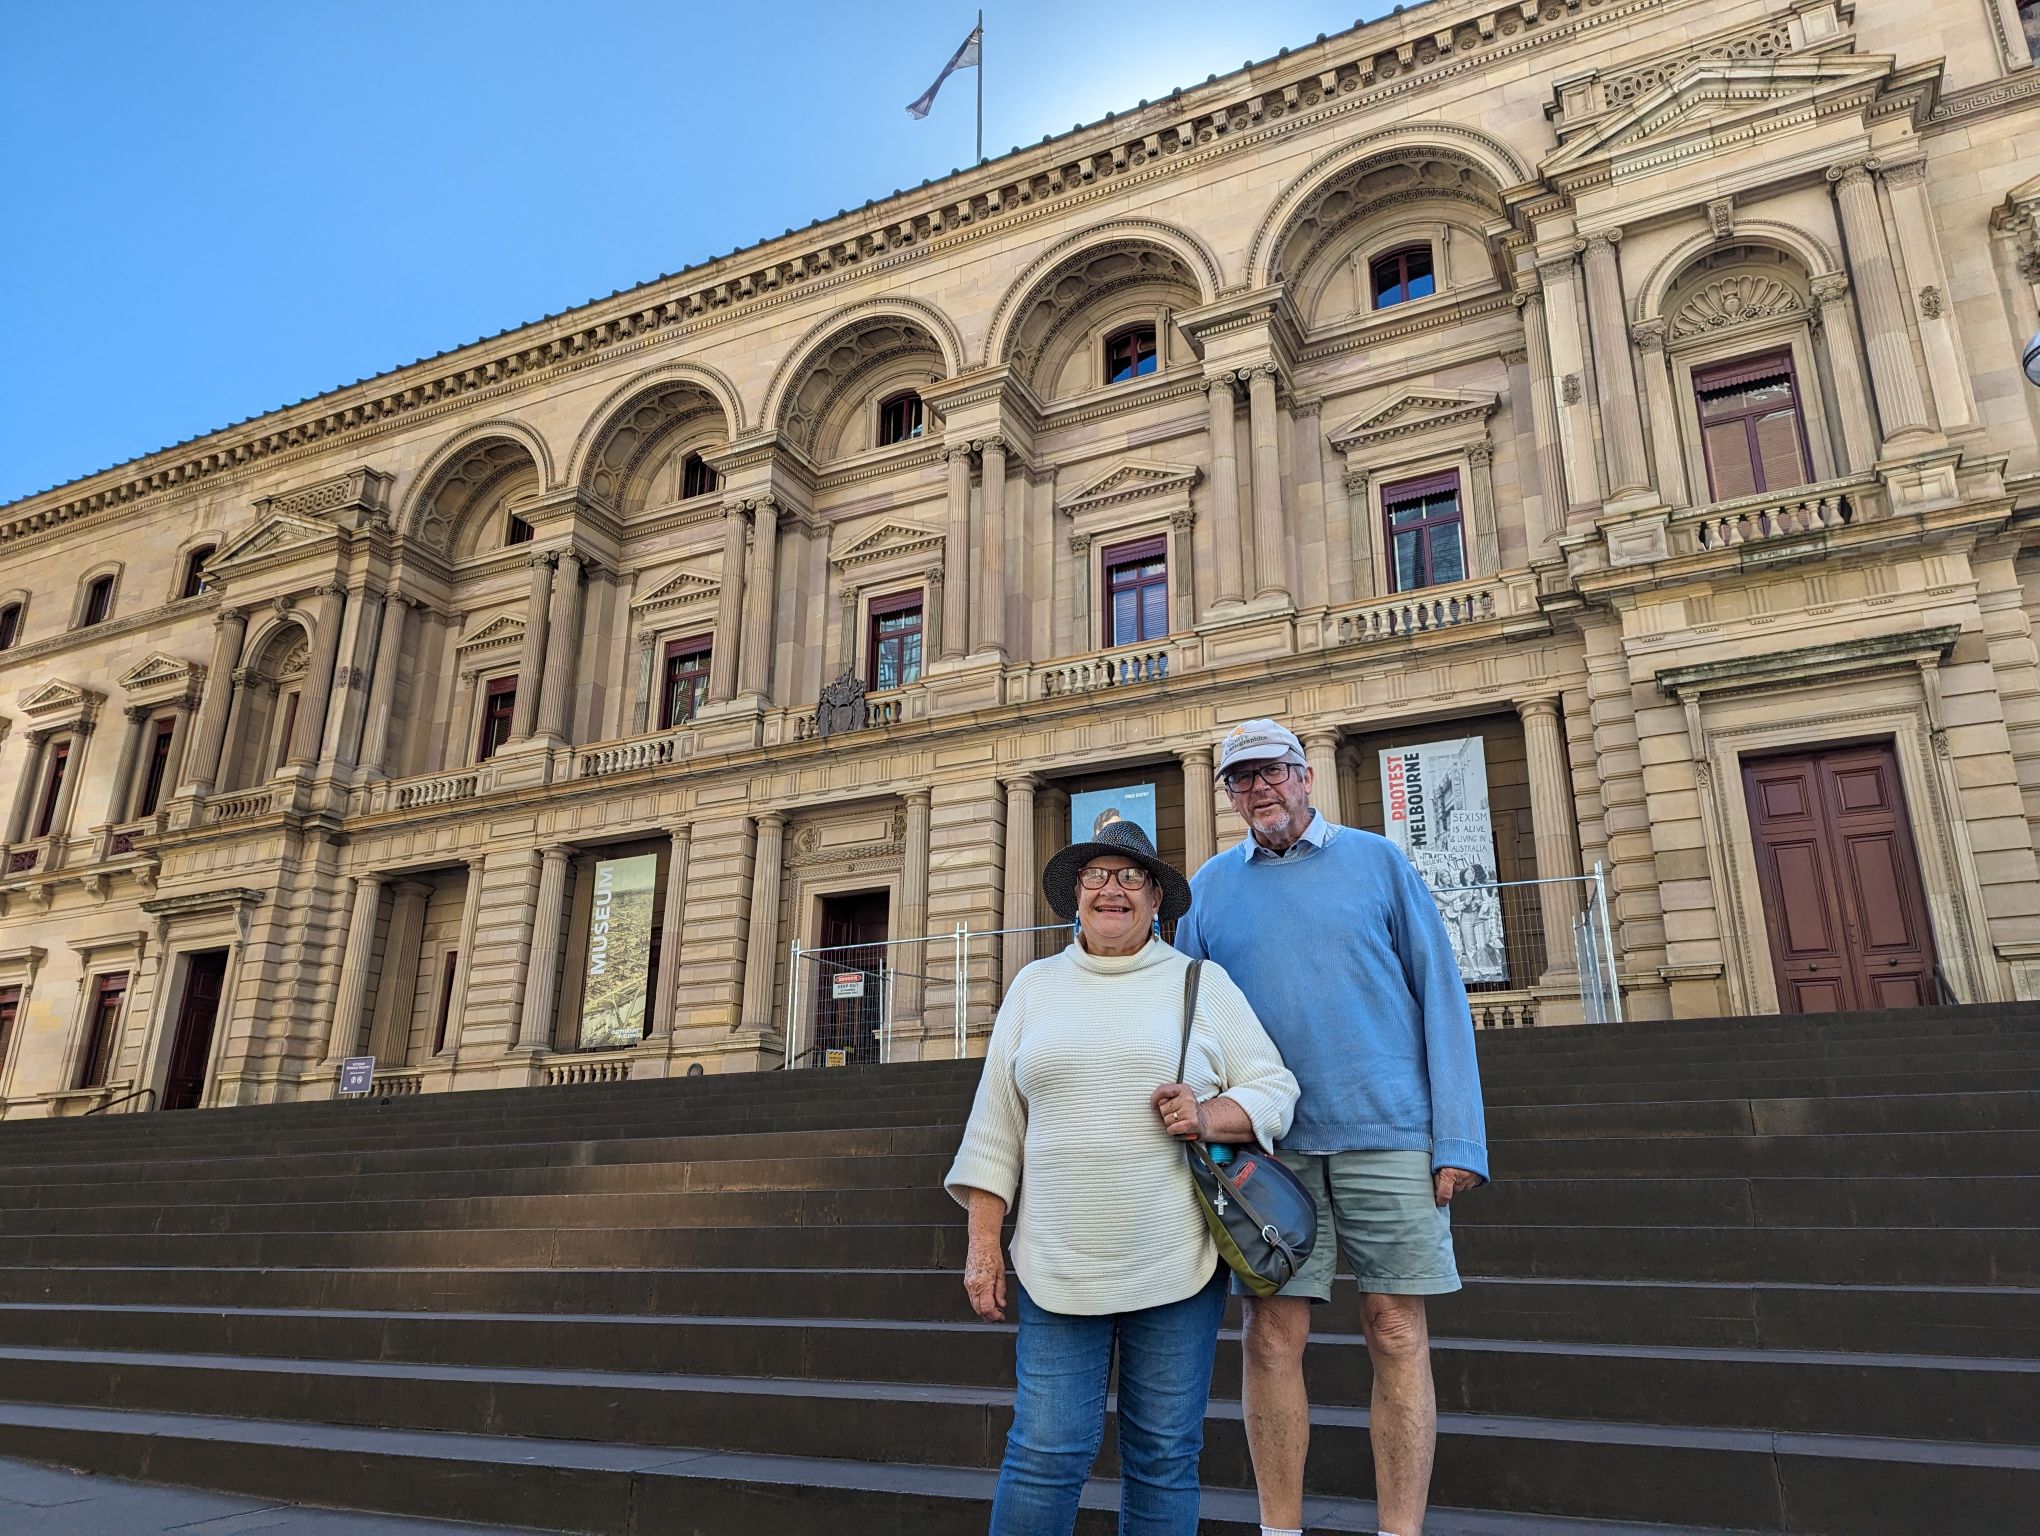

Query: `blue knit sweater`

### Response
(1173, 819, 1489, 1180)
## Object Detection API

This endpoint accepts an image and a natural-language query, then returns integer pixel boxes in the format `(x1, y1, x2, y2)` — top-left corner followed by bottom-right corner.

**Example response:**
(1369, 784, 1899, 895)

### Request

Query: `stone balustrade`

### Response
(792, 695, 906, 740)
(1036, 646, 1171, 699)
(572, 733, 688, 780)
(370, 1069, 424, 1097)
(545, 1057, 633, 1086)
(1683, 475, 1877, 554)
(1330, 579, 1503, 646)
(1468, 991, 1540, 1029)
(205, 789, 277, 825)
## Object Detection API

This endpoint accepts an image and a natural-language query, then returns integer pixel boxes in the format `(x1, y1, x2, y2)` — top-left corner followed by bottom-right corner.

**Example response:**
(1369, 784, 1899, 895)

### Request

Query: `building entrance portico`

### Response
(161, 949, 226, 1111)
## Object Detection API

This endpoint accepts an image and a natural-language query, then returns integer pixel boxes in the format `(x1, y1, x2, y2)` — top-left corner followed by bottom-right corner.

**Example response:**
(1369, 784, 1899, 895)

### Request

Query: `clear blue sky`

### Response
(0, 0, 1391, 507)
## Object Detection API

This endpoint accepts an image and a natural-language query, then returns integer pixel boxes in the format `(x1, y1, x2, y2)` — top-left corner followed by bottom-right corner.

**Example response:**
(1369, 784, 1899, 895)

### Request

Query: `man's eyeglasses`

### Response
(1077, 866, 1154, 891)
(1222, 761, 1299, 793)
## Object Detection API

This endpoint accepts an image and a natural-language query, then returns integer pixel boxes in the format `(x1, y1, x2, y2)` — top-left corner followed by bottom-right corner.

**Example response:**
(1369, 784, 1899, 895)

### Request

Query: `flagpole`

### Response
(975, 9, 984, 164)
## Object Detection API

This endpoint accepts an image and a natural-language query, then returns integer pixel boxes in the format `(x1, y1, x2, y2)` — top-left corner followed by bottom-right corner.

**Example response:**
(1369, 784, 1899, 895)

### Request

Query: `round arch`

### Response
(760, 298, 966, 438)
(981, 219, 1222, 371)
(398, 420, 553, 553)
(1635, 220, 1842, 322)
(565, 361, 746, 494)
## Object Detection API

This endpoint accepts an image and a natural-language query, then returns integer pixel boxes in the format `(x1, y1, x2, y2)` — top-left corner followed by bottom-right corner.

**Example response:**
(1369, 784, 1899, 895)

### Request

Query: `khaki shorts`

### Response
(1236, 1148, 1461, 1302)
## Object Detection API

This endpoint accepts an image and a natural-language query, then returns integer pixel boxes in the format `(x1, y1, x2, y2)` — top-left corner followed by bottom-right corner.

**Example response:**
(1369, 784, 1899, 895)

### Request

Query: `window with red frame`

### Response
(81, 575, 114, 627)
(1103, 324, 1158, 384)
(0, 985, 18, 1073)
(1692, 352, 1812, 501)
(877, 391, 925, 446)
(477, 677, 518, 761)
(1370, 245, 1436, 309)
(681, 452, 719, 500)
(78, 972, 127, 1089)
(660, 636, 713, 728)
(179, 546, 214, 600)
(1102, 536, 1168, 646)
(0, 604, 19, 651)
(32, 739, 71, 839)
(133, 717, 177, 819)
(1382, 472, 1466, 593)
(866, 591, 924, 691)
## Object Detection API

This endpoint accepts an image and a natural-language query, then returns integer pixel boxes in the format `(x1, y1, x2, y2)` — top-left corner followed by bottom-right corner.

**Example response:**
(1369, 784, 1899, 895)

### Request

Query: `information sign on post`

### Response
(338, 1056, 375, 1097)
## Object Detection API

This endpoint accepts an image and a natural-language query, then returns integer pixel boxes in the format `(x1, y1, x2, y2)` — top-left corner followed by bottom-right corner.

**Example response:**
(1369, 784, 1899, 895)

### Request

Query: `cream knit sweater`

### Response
(944, 938, 1299, 1316)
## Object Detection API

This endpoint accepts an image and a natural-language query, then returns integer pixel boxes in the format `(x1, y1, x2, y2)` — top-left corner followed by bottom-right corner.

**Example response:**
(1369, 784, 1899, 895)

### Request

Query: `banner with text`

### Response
(1380, 737, 1506, 983)
(580, 853, 659, 1048)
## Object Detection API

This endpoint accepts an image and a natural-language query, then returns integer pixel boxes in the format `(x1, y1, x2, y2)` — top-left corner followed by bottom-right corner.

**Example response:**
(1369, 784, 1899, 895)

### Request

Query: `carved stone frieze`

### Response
(1668, 275, 1806, 340)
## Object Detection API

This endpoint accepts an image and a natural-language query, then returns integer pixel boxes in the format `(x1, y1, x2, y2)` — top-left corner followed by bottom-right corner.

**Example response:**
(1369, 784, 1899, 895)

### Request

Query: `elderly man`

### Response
(1172, 719, 1487, 1536)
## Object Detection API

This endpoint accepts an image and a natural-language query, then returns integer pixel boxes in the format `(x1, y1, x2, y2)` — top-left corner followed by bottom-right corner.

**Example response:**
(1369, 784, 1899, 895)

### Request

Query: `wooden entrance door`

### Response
(163, 951, 228, 1111)
(814, 892, 889, 1066)
(1742, 742, 1938, 1013)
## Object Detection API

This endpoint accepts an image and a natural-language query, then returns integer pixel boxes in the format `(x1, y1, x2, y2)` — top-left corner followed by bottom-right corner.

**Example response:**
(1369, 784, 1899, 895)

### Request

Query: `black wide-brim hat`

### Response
(1040, 819, 1193, 925)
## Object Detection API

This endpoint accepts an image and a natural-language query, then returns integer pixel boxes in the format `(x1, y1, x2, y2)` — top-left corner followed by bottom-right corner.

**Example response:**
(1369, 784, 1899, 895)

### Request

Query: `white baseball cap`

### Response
(1214, 718, 1306, 781)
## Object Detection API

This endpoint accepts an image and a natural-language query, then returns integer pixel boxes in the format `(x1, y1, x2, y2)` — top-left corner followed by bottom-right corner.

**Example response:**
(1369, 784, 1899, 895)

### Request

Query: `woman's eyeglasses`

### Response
(1222, 761, 1298, 793)
(1077, 866, 1153, 891)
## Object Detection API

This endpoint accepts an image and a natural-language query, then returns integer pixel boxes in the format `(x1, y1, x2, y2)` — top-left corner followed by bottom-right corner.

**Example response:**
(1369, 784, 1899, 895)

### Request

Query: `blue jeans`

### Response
(988, 1265, 1227, 1536)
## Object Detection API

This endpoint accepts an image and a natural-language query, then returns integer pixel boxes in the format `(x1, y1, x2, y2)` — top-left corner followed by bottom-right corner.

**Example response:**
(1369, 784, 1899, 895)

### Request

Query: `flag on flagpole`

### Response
(906, 24, 981, 119)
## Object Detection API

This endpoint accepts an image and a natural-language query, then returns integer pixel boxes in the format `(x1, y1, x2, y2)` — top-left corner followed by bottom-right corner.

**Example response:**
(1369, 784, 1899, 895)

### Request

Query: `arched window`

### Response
(1103, 325, 1158, 384)
(681, 452, 719, 500)
(877, 390, 925, 447)
(81, 574, 115, 628)
(179, 545, 215, 600)
(504, 513, 535, 546)
(1370, 245, 1436, 310)
(0, 603, 20, 651)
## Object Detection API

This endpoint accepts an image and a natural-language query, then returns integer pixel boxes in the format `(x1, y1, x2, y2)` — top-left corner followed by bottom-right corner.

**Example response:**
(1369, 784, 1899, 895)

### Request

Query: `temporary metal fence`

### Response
(1427, 862, 1622, 1027)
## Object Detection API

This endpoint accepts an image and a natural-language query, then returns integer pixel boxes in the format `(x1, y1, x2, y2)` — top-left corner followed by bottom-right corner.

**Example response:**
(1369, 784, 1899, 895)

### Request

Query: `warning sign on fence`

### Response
(832, 972, 865, 999)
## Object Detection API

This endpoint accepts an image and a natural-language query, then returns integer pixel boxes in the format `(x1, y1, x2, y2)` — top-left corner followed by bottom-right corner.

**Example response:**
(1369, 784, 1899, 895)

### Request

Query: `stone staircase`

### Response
(0, 1002, 2033, 1533)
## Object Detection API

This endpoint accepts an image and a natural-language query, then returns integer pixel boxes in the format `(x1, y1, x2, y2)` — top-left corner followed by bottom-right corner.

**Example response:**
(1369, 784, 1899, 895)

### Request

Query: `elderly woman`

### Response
(946, 819, 1298, 1536)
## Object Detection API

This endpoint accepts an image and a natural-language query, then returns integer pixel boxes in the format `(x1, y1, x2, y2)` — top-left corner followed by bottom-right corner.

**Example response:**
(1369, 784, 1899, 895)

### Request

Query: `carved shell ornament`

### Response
(1669, 275, 1806, 340)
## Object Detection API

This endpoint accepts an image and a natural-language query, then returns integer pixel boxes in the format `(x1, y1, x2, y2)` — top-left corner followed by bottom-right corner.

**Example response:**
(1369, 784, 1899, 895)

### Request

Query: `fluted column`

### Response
(941, 448, 972, 659)
(356, 593, 412, 777)
(324, 873, 386, 1061)
(511, 554, 554, 738)
(1810, 273, 1880, 475)
(1582, 232, 1651, 500)
(1204, 379, 1244, 606)
(896, 791, 931, 1025)
(180, 607, 247, 797)
(1828, 161, 1933, 442)
(535, 552, 586, 740)
(709, 505, 748, 703)
(1537, 249, 1603, 515)
(739, 501, 779, 698)
(1520, 697, 1583, 981)
(106, 707, 150, 824)
(1514, 287, 1568, 555)
(282, 587, 346, 767)
(1180, 748, 1215, 872)
(973, 440, 1008, 658)
(5, 731, 50, 844)
(1246, 367, 1289, 604)
(1631, 322, 1689, 508)
(739, 812, 786, 1031)
(1001, 776, 1039, 987)
(368, 879, 431, 1064)
(649, 823, 692, 1039)
(514, 845, 573, 1051)
(441, 856, 486, 1058)
(1302, 730, 1343, 825)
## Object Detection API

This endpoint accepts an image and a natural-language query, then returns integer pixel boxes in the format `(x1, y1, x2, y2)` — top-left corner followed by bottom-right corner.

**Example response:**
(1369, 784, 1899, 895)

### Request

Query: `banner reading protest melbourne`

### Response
(1380, 738, 1506, 984)
(580, 853, 658, 1048)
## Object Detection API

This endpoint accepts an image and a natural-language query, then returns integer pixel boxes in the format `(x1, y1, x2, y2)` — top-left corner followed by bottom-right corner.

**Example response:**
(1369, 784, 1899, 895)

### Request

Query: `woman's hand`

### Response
(1150, 1082, 1205, 1141)
(964, 1237, 1008, 1321)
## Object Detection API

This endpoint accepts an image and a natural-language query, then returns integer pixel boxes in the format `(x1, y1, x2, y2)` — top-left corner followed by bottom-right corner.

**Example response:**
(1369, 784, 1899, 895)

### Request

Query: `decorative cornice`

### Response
(1056, 460, 1201, 518)
(0, 591, 219, 675)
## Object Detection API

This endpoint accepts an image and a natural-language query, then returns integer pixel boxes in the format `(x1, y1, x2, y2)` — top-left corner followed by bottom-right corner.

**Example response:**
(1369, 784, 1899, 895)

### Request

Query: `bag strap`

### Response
(1175, 960, 1203, 1083)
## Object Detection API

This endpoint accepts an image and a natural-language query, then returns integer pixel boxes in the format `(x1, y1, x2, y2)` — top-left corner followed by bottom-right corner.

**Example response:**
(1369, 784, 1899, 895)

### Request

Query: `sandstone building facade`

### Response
(2, 0, 2038, 1114)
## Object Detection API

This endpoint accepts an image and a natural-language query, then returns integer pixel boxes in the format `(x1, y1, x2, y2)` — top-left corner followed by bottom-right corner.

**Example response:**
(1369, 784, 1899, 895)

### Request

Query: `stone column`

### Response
(1631, 321, 1689, 508)
(106, 707, 150, 825)
(1828, 161, 1933, 443)
(920, 570, 944, 671)
(1514, 287, 1568, 555)
(535, 552, 586, 740)
(739, 501, 779, 698)
(837, 586, 861, 674)
(43, 720, 91, 837)
(180, 607, 247, 796)
(708, 505, 748, 703)
(514, 844, 572, 1051)
(368, 879, 431, 1064)
(1881, 158, 1974, 434)
(510, 554, 554, 739)
(1180, 748, 1215, 872)
(1167, 509, 1198, 629)
(896, 791, 931, 1024)
(1245, 367, 1289, 604)
(649, 823, 692, 1038)
(1582, 232, 1652, 500)
(356, 593, 412, 776)
(324, 872, 386, 1060)
(738, 812, 786, 1031)
(1068, 535, 1093, 648)
(1000, 776, 1039, 987)
(5, 731, 49, 844)
(442, 856, 487, 1057)
(1302, 730, 1343, 825)
(285, 586, 346, 767)
(1520, 696, 1584, 981)
(941, 448, 972, 659)
(1537, 249, 1603, 515)
(632, 632, 657, 734)
(973, 440, 1008, 658)
(1205, 379, 1244, 606)
(1810, 274, 1882, 475)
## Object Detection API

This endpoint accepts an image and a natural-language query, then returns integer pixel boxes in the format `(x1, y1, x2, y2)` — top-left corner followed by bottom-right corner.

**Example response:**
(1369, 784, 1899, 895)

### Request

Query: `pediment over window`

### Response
(1056, 460, 1200, 518)
(830, 521, 944, 571)
(453, 613, 526, 658)
(206, 511, 339, 575)
(118, 653, 206, 706)
(630, 568, 722, 615)
(17, 678, 103, 726)
(1328, 389, 1498, 455)
(1539, 56, 1896, 186)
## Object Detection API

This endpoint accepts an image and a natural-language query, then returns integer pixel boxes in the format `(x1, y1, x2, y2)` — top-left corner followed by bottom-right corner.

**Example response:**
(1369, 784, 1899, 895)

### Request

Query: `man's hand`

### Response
(1434, 1167, 1481, 1206)
(963, 1239, 1008, 1321)
(1150, 1082, 1205, 1141)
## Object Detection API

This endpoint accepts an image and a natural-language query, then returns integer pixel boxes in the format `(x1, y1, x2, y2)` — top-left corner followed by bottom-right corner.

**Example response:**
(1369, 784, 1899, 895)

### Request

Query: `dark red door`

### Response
(814, 892, 889, 1066)
(163, 951, 228, 1110)
(1743, 743, 1937, 1014)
